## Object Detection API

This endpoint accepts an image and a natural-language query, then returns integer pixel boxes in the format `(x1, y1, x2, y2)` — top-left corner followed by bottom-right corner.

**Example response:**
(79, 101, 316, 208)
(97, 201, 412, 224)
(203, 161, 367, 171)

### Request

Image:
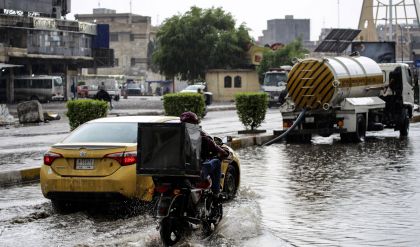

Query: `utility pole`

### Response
(389, 0, 393, 41)
(129, 0, 132, 24)
(337, 0, 340, 28)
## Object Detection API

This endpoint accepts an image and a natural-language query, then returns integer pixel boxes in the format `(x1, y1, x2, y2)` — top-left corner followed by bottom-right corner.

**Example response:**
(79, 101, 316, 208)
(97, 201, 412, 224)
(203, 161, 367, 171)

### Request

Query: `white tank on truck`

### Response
(286, 56, 384, 111)
(277, 55, 414, 143)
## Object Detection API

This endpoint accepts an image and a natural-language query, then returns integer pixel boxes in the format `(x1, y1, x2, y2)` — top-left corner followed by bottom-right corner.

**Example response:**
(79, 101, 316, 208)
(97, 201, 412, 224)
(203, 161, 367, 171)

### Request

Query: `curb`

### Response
(229, 134, 275, 150)
(411, 114, 420, 123)
(0, 167, 41, 187)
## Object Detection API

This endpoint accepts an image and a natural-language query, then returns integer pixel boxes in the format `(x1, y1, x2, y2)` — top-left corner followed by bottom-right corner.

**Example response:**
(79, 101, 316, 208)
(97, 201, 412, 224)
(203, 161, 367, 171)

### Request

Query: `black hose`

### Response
(262, 108, 307, 146)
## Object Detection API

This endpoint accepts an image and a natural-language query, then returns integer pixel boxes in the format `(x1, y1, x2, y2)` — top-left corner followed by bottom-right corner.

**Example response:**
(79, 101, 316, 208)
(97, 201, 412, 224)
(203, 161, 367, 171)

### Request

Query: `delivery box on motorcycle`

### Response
(137, 122, 201, 177)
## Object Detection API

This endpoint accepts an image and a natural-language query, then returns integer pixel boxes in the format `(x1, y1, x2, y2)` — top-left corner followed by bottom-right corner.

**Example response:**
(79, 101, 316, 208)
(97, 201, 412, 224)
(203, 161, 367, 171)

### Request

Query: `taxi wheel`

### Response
(223, 165, 237, 199)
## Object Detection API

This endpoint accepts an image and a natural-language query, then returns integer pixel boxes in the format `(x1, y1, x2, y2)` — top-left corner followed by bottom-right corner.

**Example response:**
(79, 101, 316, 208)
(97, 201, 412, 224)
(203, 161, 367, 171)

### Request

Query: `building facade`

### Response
(0, 2, 111, 103)
(258, 15, 310, 46)
(206, 69, 260, 101)
(75, 8, 161, 82)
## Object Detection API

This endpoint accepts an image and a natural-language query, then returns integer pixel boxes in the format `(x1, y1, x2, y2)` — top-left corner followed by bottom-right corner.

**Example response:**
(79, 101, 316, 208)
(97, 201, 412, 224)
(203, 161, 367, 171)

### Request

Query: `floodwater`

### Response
(240, 130, 420, 247)
(1, 123, 420, 246)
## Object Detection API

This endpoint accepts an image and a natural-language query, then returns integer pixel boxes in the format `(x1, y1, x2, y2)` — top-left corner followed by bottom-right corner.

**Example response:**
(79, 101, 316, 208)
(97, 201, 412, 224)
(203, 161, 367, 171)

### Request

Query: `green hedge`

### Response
(235, 92, 268, 130)
(163, 93, 206, 118)
(66, 99, 108, 130)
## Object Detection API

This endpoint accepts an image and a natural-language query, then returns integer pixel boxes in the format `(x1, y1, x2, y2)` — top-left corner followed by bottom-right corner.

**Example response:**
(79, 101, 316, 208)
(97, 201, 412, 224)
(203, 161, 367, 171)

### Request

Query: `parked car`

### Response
(77, 85, 89, 98)
(125, 83, 142, 96)
(40, 116, 241, 209)
(86, 82, 120, 101)
(180, 84, 213, 105)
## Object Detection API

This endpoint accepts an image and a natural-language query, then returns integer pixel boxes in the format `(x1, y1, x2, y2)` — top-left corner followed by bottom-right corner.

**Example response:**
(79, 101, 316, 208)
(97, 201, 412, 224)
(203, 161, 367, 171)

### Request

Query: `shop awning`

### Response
(0, 63, 23, 69)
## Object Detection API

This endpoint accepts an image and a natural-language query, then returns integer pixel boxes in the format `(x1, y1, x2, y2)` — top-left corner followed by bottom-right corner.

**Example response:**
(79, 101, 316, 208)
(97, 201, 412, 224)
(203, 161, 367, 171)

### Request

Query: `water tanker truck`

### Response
(277, 55, 414, 143)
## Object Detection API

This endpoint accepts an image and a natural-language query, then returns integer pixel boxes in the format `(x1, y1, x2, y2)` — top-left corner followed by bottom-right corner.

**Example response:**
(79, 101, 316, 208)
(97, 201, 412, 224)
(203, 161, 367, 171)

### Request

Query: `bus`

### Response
(14, 75, 64, 102)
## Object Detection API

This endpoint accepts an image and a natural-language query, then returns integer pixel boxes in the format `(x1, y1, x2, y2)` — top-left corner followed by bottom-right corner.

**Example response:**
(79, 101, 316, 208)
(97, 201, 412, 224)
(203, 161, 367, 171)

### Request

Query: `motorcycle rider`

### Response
(180, 111, 228, 196)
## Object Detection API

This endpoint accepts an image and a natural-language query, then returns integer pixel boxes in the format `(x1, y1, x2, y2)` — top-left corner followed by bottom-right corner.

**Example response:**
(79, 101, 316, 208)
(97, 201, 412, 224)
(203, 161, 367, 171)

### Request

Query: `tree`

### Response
(152, 7, 251, 82)
(257, 38, 309, 82)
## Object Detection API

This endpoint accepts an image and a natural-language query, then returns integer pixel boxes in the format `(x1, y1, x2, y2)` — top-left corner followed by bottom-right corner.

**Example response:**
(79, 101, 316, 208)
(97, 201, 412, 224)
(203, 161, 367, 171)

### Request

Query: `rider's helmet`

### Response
(180, 111, 199, 124)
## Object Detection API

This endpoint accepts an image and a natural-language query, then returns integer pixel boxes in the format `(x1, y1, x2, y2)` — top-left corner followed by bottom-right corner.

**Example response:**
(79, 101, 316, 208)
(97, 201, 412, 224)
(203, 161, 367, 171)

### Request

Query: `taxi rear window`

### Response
(62, 122, 138, 143)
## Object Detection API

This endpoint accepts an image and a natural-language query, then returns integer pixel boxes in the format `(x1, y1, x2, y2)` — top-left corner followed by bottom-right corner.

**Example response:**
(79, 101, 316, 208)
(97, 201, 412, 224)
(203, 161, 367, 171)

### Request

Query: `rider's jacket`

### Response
(200, 131, 228, 161)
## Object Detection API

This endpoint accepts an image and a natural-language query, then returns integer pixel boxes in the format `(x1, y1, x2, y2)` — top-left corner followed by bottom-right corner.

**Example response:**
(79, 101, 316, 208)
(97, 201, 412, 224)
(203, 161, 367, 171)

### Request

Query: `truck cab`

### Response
(379, 63, 415, 108)
(262, 66, 291, 107)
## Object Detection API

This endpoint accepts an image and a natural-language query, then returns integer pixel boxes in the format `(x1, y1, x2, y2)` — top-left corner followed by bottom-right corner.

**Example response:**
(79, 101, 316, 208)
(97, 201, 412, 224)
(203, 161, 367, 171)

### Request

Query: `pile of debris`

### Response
(16, 100, 60, 124)
(0, 104, 15, 125)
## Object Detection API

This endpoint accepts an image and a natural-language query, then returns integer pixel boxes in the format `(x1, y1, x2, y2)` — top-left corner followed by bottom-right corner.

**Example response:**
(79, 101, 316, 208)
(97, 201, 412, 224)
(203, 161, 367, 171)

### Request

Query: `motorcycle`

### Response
(154, 137, 231, 246)
(153, 176, 223, 246)
(137, 122, 230, 246)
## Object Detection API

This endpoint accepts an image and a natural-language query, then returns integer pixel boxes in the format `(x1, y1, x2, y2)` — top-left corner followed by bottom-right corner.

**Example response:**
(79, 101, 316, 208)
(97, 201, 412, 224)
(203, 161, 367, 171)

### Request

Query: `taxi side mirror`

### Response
(214, 137, 223, 146)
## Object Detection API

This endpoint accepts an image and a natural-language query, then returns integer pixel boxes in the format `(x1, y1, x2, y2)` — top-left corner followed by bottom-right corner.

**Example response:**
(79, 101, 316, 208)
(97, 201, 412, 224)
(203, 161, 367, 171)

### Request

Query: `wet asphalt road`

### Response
(2, 98, 420, 246)
(1, 122, 420, 246)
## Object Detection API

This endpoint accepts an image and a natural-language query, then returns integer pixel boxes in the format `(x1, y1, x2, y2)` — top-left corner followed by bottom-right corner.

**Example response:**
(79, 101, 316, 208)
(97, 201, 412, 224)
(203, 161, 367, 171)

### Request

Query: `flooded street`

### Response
(240, 124, 420, 246)
(1, 122, 420, 246)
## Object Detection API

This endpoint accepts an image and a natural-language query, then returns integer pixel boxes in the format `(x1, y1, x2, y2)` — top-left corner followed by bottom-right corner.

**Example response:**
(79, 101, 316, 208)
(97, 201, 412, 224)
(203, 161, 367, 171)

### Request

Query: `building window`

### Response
(110, 33, 118, 42)
(130, 34, 135, 41)
(224, 76, 232, 88)
(114, 58, 119, 66)
(234, 76, 242, 88)
(131, 58, 136, 67)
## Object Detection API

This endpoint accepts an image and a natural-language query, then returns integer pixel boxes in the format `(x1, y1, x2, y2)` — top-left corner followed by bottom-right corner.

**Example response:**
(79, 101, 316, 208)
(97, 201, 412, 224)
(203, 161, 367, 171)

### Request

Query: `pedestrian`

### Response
(140, 84, 145, 96)
(155, 86, 162, 96)
(95, 83, 113, 110)
(164, 86, 170, 95)
(71, 81, 77, 100)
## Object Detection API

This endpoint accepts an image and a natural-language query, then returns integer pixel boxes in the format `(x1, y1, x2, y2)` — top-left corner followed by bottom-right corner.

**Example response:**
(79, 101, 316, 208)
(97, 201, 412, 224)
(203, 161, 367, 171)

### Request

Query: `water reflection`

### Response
(238, 131, 420, 246)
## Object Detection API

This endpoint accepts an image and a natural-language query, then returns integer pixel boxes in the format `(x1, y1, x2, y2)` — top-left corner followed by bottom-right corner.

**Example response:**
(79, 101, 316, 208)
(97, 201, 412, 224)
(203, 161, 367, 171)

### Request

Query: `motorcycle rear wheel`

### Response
(203, 200, 223, 236)
(160, 217, 183, 246)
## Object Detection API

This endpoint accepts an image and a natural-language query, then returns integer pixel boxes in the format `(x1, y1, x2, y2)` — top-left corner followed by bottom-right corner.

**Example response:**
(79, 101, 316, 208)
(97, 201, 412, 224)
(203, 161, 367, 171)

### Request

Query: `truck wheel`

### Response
(400, 108, 409, 137)
(286, 134, 311, 143)
(341, 114, 366, 143)
(301, 134, 312, 143)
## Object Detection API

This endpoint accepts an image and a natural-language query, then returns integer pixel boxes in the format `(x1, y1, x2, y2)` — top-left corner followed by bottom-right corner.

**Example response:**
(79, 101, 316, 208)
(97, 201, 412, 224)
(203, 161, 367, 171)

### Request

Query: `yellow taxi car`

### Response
(40, 116, 240, 209)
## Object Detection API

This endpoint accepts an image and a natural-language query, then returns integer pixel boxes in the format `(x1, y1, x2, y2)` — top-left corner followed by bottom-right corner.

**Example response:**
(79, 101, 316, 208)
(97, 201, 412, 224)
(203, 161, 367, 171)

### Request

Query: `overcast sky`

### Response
(70, 0, 364, 41)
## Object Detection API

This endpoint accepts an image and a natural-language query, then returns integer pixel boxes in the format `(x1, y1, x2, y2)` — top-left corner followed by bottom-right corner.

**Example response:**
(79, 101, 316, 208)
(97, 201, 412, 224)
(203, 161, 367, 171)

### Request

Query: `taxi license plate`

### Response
(75, 159, 95, 170)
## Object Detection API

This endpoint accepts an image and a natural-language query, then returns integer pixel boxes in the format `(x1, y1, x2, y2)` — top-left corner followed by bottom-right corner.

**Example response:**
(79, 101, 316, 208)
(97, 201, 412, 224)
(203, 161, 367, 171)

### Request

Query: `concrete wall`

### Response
(206, 69, 260, 101)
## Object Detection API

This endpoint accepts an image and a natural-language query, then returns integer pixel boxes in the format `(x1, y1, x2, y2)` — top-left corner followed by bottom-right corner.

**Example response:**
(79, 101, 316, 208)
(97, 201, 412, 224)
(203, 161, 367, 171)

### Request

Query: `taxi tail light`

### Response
(44, 151, 62, 166)
(105, 151, 137, 166)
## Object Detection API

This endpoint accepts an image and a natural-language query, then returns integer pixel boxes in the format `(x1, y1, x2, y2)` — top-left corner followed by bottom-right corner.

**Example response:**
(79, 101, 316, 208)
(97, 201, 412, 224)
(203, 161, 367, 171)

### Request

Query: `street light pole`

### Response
(399, 24, 404, 62)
